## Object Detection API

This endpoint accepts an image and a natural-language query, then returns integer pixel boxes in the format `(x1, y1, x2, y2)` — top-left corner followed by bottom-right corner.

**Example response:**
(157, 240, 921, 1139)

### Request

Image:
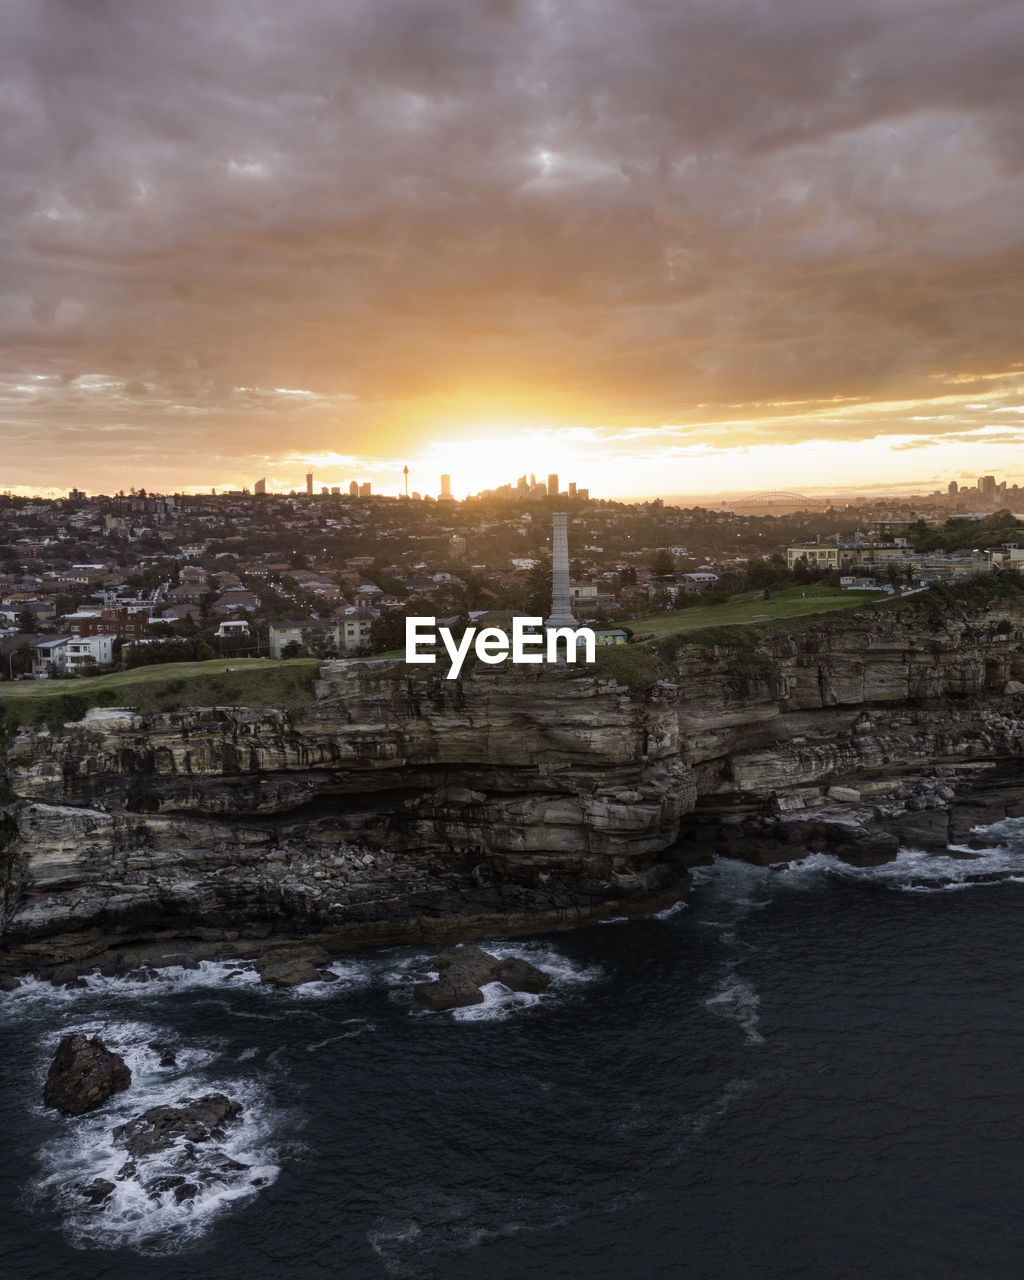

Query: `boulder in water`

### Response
(414, 977, 487, 1011)
(255, 946, 331, 987)
(434, 944, 501, 988)
(494, 955, 551, 993)
(112, 1093, 242, 1157)
(414, 944, 552, 1010)
(140, 1149, 250, 1204)
(43, 1034, 131, 1116)
(148, 1040, 178, 1068)
(76, 1177, 116, 1206)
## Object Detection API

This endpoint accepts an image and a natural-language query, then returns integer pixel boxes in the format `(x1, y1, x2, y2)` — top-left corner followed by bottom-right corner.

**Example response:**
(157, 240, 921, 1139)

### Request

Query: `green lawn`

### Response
(0, 657, 320, 728)
(624, 585, 886, 640)
(0, 590, 886, 727)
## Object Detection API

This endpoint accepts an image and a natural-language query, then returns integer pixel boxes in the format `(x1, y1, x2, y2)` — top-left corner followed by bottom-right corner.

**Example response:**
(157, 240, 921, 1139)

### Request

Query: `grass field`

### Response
(0, 587, 887, 727)
(0, 657, 320, 728)
(624, 585, 886, 640)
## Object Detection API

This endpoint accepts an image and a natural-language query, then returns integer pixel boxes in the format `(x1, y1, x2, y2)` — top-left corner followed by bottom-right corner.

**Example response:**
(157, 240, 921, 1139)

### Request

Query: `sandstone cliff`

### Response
(0, 662, 692, 979)
(4, 587, 1024, 979)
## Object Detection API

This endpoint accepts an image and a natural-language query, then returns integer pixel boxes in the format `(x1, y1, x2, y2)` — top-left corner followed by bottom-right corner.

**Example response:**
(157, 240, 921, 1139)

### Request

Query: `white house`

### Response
(67, 634, 113, 671)
(31, 632, 112, 677)
(216, 620, 250, 640)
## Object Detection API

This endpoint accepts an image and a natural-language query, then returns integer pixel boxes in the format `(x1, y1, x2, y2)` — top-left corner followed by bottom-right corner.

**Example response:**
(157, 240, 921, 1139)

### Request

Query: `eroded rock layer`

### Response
(4, 594, 1024, 978)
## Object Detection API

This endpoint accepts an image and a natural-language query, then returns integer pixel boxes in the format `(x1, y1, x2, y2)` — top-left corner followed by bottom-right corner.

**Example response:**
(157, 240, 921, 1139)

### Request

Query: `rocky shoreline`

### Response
(4, 592, 1024, 981)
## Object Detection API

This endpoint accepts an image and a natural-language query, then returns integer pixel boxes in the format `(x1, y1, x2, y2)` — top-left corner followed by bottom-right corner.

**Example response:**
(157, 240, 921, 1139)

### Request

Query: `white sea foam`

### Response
(2, 961, 260, 1016)
(704, 971, 765, 1045)
(650, 898, 688, 920)
(2, 955, 378, 1016)
(770, 842, 1024, 894)
(28, 1026, 282, 1254)
(690, 829, 1024, 900)
(449, 981, 542, 1022)
(306, 1019, 376, 1051)
(280, 958, 374, 999)
(384, 939, 604, 1021)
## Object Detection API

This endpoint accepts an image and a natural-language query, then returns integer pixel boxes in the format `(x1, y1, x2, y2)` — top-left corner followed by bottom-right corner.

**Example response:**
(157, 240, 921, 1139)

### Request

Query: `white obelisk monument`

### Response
(545, 511, 577, 629)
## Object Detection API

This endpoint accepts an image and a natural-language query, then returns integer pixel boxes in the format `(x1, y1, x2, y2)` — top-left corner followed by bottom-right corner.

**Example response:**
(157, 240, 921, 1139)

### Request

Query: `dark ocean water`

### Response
(6, 828, 1024, 1280)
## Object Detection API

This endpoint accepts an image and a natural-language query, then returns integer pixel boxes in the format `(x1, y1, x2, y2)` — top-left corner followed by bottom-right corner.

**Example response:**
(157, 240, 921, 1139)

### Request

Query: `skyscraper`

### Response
(359, 482, 371, 497)
(306, 471, 313, 495)
(440, 473, 453, 501)
(349, 480, 359, 496)
(253, 477, 266, 495)
(547, 473, 559, 498)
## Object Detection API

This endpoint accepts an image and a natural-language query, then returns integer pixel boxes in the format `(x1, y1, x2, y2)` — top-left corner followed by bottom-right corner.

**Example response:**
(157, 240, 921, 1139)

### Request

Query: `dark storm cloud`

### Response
(3, 0, 1024, 486)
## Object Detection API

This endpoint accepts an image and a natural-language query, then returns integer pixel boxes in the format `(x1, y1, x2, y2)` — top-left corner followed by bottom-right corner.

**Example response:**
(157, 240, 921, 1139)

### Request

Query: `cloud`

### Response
(4, 0, 1024, 490)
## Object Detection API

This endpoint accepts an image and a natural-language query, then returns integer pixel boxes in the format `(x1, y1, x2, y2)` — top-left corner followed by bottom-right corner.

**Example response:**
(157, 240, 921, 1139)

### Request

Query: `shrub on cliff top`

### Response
(593, 645, 671, 691)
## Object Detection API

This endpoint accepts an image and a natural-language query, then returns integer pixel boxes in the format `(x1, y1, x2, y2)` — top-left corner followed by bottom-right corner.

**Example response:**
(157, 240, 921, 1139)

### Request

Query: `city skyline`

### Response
(5, 4, 1024, 499)
(23, 466, 1024, 515)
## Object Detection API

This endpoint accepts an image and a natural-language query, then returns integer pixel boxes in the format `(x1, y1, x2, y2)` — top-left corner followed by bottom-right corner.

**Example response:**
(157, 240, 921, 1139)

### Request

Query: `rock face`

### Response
(112, 1093, 242, 1158)
(42, 1034, 131, 1115)
(5, 590, 1024, 977)
(0, 662, 691, 978)
(414, 944, 551, 1010)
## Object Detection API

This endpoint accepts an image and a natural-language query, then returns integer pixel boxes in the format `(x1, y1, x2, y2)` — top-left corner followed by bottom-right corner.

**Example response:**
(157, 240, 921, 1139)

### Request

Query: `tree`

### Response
(3, 640, 35, 679)
(370, 610, 410, 653)
(650, 550, 675, 577)
(17, 608, 35, 632)
(525, 561, 553, 616)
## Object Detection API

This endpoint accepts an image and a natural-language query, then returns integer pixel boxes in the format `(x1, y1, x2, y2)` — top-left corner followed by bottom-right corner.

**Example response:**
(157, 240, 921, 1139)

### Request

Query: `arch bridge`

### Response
(732, 490, 831, 510)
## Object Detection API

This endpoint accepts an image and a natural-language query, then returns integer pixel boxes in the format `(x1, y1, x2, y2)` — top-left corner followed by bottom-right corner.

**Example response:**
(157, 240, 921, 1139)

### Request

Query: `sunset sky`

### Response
(4, 0, 1024, 500)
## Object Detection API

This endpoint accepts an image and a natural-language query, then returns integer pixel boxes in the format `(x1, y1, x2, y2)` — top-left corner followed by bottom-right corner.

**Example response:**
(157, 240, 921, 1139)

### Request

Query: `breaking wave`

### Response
(385, 939, 605, 1022)
(25, 1020, 282, 1254)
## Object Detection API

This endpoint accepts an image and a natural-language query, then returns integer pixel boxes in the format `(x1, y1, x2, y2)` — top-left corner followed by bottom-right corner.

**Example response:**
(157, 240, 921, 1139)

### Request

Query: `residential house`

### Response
(69, 607, 151, 641)
(268, 619, 340, 658)
(211, 589, 259, 615)
(216, 620, 251, 640)
(678, 572, 720, 594)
